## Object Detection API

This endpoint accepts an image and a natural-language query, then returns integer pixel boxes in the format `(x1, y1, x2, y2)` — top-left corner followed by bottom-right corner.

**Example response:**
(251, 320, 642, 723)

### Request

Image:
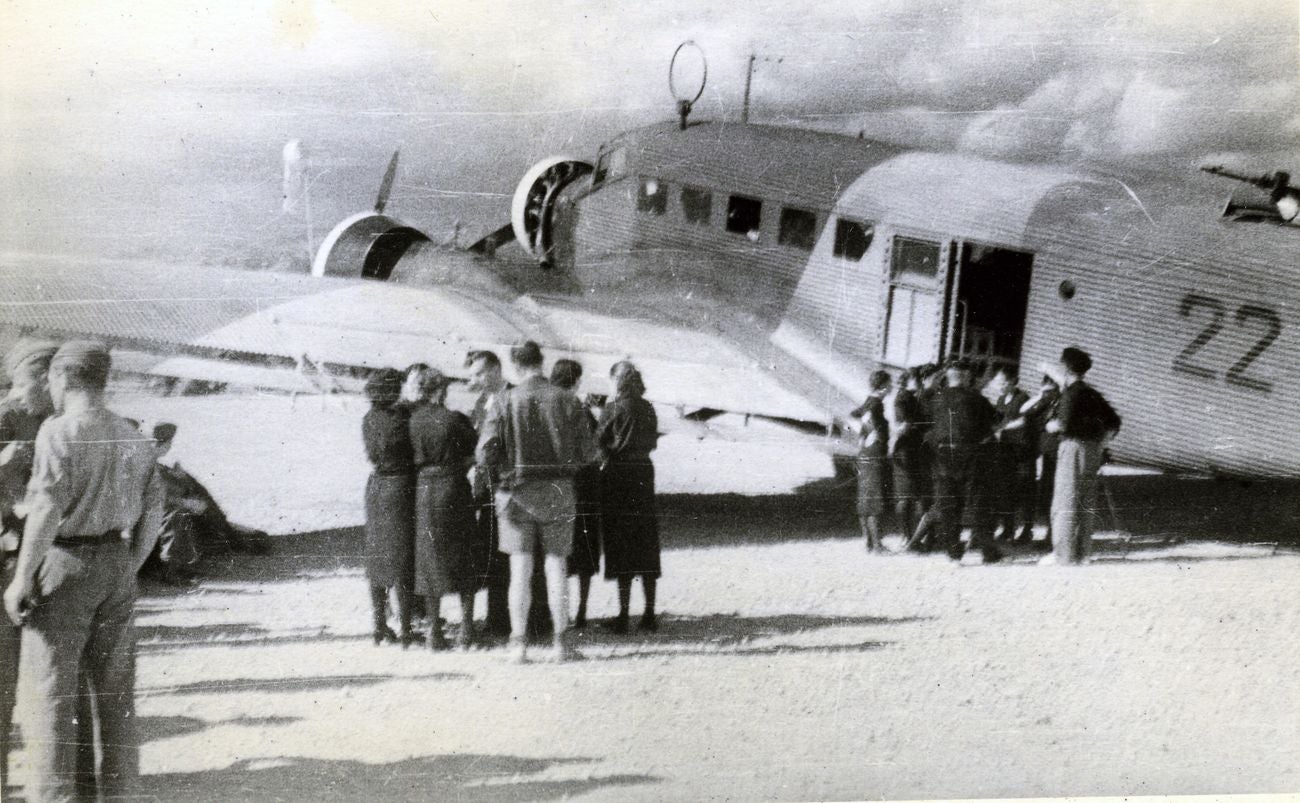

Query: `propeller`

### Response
(375, 149, 400, 214)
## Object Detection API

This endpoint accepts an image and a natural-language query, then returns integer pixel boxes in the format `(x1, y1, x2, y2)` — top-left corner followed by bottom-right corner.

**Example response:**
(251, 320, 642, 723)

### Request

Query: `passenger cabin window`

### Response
(637, 178, 667, 215)
(778, 207, 817, 250)
(680, 186, 712, 225)
(832, 219, 874, 261)
(726, 195, 762, 240)
(891, 236, 940, 284)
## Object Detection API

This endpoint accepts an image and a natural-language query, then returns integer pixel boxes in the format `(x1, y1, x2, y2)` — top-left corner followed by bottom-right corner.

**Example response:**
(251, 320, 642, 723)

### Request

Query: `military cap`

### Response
(50, 340, 111, 384)
(1060, 346, 1093, 376)
(4, 337, 59, 380)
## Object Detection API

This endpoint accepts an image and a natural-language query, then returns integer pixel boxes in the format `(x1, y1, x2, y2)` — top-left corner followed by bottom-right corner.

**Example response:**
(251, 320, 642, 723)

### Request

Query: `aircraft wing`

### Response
(0, 257, 827, 423)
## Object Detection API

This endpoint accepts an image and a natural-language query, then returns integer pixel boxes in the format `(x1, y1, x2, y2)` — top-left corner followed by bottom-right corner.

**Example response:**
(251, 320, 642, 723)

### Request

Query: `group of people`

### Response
(851, 346, 1121, 566)
(360, 341, 663, 664)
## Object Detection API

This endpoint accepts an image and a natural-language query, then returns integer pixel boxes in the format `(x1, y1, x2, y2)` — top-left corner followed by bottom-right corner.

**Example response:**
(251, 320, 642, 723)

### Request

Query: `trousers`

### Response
(1, 555, 18, 791)
(16, 540, 137, 803)
(1051, 438, 1104, 564)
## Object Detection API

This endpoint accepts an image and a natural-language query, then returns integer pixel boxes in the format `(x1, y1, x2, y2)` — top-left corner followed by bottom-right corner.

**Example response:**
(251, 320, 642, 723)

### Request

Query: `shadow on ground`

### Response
(139, 672, 469, 698)
(571, 612, 922, 659)
(138, 714, 301, 742)
(137, 754, 656, 802)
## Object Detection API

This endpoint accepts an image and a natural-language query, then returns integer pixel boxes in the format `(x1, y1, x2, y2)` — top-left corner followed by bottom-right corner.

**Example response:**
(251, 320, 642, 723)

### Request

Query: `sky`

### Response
(1, 0, 1296, 265)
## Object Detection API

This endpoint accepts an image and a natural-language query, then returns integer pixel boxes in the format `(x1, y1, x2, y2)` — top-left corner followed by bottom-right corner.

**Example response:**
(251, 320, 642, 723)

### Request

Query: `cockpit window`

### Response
(637, 178, 667, 215)
(778, 207, 817, 250)
(833, 218, 874, 261)
(680, 186, 712, 225)
(726, 195, 762, 240)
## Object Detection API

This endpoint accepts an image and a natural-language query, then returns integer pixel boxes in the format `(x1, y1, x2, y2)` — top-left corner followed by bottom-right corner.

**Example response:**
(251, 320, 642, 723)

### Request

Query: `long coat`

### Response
(597, 395, 661, 579)
(409, 404, 483, 596)
(362, 406, 415, 589)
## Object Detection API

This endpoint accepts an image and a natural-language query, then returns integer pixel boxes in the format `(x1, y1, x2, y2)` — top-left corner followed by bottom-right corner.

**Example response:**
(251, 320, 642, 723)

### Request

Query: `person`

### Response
(360, 369, 419, 646)
(927, 358, 1001, 563)
(465, 350, 514, 638)
(890, 367, 930, 548)
(407, 366, 482, 651)
(0, 338, 58, 792)
(550, 358, 602, 629)
(850, 370, 892, 553)
(903, 363, 944, 552)
(986, 366, 1034, 542)
(597, 364, 662, 632)
(140, 422, 272, 585)
(1020, 374, 1061, 546)
(1043, 347, 1121, 565)
(477, 341, 595, 663)
(3, 341, 164, 802)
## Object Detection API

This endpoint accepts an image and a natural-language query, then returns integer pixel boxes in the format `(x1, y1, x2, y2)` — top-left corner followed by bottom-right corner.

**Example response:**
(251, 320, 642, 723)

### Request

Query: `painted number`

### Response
(1173, 292, 1281, 393)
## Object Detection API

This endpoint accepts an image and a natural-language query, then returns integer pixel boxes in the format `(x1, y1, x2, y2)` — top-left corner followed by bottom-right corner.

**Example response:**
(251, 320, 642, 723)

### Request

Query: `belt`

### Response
(53, 530, 124, 547)
(417, 464, 464, 477)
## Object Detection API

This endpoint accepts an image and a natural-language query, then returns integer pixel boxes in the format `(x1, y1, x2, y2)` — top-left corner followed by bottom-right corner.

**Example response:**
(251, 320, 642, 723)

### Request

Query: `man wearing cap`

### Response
(3, 341, 163, 802)
(927, 359, 1001, 563)
(1043, 347, 1121, 565)
(477, 341, 595, 663)
(0, 338, 59, 791)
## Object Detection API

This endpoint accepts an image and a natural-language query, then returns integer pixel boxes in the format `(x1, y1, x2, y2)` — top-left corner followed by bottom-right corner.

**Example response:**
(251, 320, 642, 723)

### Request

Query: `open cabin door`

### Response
(943, 242, 1034, 372)
(880, 236, 951, 369)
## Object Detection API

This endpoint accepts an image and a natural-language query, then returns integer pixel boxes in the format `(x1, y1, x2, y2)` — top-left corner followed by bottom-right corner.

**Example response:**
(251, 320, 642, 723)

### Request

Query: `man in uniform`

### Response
(477, 341, 595, 663)
(927, 359, 1001, 563)
(3, 341, 164, 802)
(0, 338, 58, 792)
(1043, 347, 1121, 565)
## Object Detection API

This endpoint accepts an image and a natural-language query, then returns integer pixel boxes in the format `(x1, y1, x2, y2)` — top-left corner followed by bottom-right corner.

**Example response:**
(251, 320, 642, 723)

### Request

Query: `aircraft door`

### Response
(881, 236, 950, 368)
(944, 242, 1034, 371)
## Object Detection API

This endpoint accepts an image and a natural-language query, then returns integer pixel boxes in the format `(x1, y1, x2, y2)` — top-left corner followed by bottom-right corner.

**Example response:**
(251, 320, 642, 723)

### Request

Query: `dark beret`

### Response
(151, 422, 178, 443)
(1060, 346, 1093, 376)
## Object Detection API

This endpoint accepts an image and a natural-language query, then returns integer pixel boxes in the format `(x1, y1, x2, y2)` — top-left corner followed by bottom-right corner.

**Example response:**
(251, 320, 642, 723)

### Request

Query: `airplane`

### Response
(0, 95, 1296, 481)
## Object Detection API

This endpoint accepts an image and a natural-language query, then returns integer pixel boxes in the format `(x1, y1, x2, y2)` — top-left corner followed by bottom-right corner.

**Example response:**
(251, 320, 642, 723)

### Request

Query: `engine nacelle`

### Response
(312, 212, 430, 280)
(511, 156, 593, 265)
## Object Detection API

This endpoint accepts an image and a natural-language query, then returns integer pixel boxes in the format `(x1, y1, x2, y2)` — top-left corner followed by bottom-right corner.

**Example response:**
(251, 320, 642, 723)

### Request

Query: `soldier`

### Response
(477, 341, 595, 663)
(0, 338, 58, 792)
(3, 341, 164, 802)
(927, 359, 1000, 563)
(1043, 347, 1121, 565)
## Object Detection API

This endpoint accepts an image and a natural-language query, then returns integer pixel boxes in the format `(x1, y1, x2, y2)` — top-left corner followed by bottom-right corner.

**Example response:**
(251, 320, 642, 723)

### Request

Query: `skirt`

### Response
(855, 452, 891, 518)
(364, 472, 415, 589)
(413, 466, 484, 596)
(601, 460, 661, 579)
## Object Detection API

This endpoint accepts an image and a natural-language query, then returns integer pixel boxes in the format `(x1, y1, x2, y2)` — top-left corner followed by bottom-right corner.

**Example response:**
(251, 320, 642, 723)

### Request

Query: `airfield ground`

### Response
(7, 390, 1300, 801)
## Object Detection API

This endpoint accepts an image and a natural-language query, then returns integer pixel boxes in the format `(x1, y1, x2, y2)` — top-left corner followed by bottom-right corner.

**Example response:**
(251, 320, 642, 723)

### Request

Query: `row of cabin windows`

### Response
(635, 176, 875, 260)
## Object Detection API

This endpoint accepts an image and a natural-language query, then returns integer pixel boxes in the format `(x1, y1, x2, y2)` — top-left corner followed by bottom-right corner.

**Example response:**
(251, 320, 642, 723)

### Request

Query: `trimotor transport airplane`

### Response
(0, 115, 1296, 479)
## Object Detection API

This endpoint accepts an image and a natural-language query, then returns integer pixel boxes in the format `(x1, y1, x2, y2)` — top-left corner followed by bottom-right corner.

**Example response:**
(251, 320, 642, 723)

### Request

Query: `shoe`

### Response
(428, 631, 452, 651)
(400, 631, 425, 649)
(981, 547, 1004, 564)
(373, 625, 398, 646)
(1015, 527, 1035, 544)
(638, 612, 658, 633)
(550, 633, 583, 663)
(603, 615, 629, 635)
(573, 613, 587, 630)
(507, 636, 529, 664)
(455, 626, 475, 652)
(946, 543, 966, 562)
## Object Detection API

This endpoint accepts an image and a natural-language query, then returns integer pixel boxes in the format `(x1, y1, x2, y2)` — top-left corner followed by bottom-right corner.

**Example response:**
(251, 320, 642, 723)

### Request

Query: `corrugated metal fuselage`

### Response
(545, 122, 1299, 478)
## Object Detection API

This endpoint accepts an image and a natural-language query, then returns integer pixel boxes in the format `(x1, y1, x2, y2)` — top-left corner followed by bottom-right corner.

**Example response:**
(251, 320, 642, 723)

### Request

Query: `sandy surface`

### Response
(9, 391, 1300, 801)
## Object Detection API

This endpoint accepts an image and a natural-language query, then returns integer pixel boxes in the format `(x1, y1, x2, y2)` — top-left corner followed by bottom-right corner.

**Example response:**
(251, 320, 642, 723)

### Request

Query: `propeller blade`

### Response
(375, 149, 400, 214)
(467, 223, 515, 255)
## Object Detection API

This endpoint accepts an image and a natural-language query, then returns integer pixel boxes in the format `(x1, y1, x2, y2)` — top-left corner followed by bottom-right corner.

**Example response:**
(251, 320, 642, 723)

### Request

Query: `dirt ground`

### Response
(9, 391, 1300, 801)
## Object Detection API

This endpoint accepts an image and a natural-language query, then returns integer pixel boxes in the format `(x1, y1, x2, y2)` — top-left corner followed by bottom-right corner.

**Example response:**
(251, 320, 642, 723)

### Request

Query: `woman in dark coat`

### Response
(550, 358, 602, 628)
(407, 366, 483, 651)
(361, 369, 418, 645)
(598, 364, 661, 633)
